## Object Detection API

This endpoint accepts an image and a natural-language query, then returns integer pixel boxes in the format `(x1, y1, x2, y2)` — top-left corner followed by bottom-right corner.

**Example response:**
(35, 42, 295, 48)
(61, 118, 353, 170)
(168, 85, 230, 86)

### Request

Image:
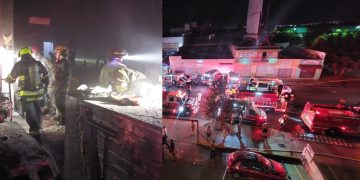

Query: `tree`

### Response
(272, 32, 303, 46)
(311, 31, 360, 77)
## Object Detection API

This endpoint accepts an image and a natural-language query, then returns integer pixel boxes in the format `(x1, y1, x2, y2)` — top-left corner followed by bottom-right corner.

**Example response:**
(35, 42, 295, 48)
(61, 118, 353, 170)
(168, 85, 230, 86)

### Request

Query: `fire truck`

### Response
(226, 90, 288, 112)
(226, 71, 241, 89)
(162, 89, 201, 117)
(301, 102, 360, 136)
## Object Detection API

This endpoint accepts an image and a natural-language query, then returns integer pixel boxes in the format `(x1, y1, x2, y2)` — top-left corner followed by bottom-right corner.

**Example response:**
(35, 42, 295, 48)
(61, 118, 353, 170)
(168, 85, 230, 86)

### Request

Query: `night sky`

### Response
(14, 0, 162, 78)
(163, 0, 360, 29)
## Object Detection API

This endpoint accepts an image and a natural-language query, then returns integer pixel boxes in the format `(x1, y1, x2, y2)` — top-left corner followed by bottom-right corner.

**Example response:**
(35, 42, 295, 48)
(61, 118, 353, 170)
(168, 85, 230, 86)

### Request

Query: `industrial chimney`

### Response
(245, 0, 264, 43)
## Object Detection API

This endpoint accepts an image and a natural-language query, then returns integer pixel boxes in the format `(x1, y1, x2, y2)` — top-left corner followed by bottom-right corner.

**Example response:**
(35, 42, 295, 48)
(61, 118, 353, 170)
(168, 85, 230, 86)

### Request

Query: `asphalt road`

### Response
(175, 80, 360, 179)
(189, 79, 360, 136)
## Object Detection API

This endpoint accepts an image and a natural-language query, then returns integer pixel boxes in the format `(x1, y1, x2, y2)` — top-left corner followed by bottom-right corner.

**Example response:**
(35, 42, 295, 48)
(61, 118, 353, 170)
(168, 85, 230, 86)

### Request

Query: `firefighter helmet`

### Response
(18, 47, 33, 57)
(111, 49, 128, 60)
(54, 45, 70, 58)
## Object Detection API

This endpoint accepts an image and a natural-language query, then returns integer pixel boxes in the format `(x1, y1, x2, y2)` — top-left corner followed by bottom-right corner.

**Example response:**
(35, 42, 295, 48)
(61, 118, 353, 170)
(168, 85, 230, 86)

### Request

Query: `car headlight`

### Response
(179, 106, 184, 112)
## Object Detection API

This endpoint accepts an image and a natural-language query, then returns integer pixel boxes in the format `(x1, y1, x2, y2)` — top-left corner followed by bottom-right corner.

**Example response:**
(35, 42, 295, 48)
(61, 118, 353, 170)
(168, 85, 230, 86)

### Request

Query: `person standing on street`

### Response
(206, 126, 212, 142)
(279, 114, 287, 130)
(237, 122, 242, 138)
(191, 121, 195, 135)
(222, 124, 229, 142)
(5, 47, 49, 143)
(51, 45, 72, 126)
(262, 122, 269, 138)
(162, 126, 169, 148)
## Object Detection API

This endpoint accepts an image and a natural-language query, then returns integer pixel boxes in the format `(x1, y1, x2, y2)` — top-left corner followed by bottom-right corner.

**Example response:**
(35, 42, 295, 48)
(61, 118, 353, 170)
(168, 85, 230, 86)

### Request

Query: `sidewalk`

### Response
(163, 118, 306, 163)
(198, 121, 306, 160)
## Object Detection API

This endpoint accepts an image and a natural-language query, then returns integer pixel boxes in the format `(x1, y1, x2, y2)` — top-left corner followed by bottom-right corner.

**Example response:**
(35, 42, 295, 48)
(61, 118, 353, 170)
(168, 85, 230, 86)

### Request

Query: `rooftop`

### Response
(175, 44, 234, 59)
(279, 46, 325, 59)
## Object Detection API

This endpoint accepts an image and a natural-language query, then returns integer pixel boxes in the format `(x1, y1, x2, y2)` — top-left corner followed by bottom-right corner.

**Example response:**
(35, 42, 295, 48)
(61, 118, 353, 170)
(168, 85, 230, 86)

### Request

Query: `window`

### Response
(251, 162, 265, 172)
(240, 161, 252, 168)
(169, 96, 174, 102)
(262, 52, 267, 58)
(249, 109, 256, 115)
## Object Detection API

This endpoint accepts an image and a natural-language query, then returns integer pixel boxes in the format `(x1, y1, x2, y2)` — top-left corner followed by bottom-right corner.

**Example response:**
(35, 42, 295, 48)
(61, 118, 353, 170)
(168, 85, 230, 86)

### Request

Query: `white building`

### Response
(169, 45, 325, 79)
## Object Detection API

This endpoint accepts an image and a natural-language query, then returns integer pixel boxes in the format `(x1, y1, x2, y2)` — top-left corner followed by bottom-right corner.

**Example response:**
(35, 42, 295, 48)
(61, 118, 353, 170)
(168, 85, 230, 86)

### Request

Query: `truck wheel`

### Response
(325, 128, 341, 137)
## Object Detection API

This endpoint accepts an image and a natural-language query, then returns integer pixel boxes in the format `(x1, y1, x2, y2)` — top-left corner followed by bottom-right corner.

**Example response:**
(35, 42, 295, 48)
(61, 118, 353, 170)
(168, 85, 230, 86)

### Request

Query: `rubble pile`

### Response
(0, 122, 57, 177)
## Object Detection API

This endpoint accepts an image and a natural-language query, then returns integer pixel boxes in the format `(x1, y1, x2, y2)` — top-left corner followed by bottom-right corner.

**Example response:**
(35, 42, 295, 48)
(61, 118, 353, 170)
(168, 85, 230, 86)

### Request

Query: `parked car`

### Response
(227, 150, 288, 180)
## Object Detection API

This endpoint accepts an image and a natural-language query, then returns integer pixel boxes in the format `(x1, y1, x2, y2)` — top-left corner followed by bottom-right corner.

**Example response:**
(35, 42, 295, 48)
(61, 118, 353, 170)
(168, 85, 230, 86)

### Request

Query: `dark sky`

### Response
(14, 0, 162, 79)
(163, 0, 360, 29)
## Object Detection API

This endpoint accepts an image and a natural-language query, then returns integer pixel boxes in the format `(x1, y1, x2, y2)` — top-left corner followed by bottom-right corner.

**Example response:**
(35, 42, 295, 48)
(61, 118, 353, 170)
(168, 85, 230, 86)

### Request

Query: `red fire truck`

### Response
(162, 89, 201, 117)
(301, 102, 360, 136)
(230, 91, 287, 112)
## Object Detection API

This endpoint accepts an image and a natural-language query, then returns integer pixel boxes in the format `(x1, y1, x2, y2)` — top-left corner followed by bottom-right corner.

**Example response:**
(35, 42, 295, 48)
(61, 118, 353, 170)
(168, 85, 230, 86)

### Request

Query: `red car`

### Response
(227, 150, 288, 180)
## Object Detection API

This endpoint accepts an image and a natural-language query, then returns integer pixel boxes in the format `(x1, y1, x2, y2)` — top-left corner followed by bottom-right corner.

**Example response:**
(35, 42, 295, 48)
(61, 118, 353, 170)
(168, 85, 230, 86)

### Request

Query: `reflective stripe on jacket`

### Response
(6, 54, 48, 101)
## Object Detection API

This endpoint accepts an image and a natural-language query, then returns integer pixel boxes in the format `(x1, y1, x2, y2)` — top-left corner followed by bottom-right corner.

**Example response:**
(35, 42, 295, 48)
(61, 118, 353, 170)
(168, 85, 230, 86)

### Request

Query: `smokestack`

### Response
(245, 0, 264, 42)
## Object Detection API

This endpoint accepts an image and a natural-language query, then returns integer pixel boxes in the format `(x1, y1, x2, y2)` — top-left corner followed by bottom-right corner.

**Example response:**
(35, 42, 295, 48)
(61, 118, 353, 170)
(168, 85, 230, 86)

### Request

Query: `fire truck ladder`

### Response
(297, 133, 352, 148)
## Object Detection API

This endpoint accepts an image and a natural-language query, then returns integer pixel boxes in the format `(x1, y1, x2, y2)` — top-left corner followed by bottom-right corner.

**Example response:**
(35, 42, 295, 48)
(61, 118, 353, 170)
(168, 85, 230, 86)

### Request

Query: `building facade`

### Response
(169, 45, 325, 79)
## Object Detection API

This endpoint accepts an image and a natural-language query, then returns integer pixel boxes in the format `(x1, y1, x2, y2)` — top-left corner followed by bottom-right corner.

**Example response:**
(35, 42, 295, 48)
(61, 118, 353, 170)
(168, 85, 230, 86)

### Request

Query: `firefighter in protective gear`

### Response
(31, 45, 54, 113)
(98, 49, 146, 95)
(5, 47, 49, 144)
(51, 45, 71, 126)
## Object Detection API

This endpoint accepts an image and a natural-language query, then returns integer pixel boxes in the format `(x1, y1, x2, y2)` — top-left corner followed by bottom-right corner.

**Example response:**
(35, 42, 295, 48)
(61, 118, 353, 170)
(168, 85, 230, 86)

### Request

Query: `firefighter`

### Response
(5, 47, 49, 143)
(279, 114, 288, 130)
(98, 49, 146, 96)
(51, 45, 72, 126)
(31, 45, 54, 114)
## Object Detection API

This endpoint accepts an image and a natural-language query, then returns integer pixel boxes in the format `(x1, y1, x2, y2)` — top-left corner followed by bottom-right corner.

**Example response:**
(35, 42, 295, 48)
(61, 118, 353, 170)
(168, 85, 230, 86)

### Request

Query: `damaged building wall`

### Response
(64, 96, 162, 180)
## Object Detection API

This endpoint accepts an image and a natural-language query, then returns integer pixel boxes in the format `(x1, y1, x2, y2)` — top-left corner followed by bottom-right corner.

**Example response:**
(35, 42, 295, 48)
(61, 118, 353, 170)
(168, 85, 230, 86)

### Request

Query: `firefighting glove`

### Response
(4, 75, 16, 84)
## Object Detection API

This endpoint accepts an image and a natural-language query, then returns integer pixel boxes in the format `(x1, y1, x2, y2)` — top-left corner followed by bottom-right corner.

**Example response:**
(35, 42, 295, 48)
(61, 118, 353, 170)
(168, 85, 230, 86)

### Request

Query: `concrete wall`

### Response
(169, 57, 234, 74)
(65, 96, 162, 180)
(169, 53, 325, 79)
